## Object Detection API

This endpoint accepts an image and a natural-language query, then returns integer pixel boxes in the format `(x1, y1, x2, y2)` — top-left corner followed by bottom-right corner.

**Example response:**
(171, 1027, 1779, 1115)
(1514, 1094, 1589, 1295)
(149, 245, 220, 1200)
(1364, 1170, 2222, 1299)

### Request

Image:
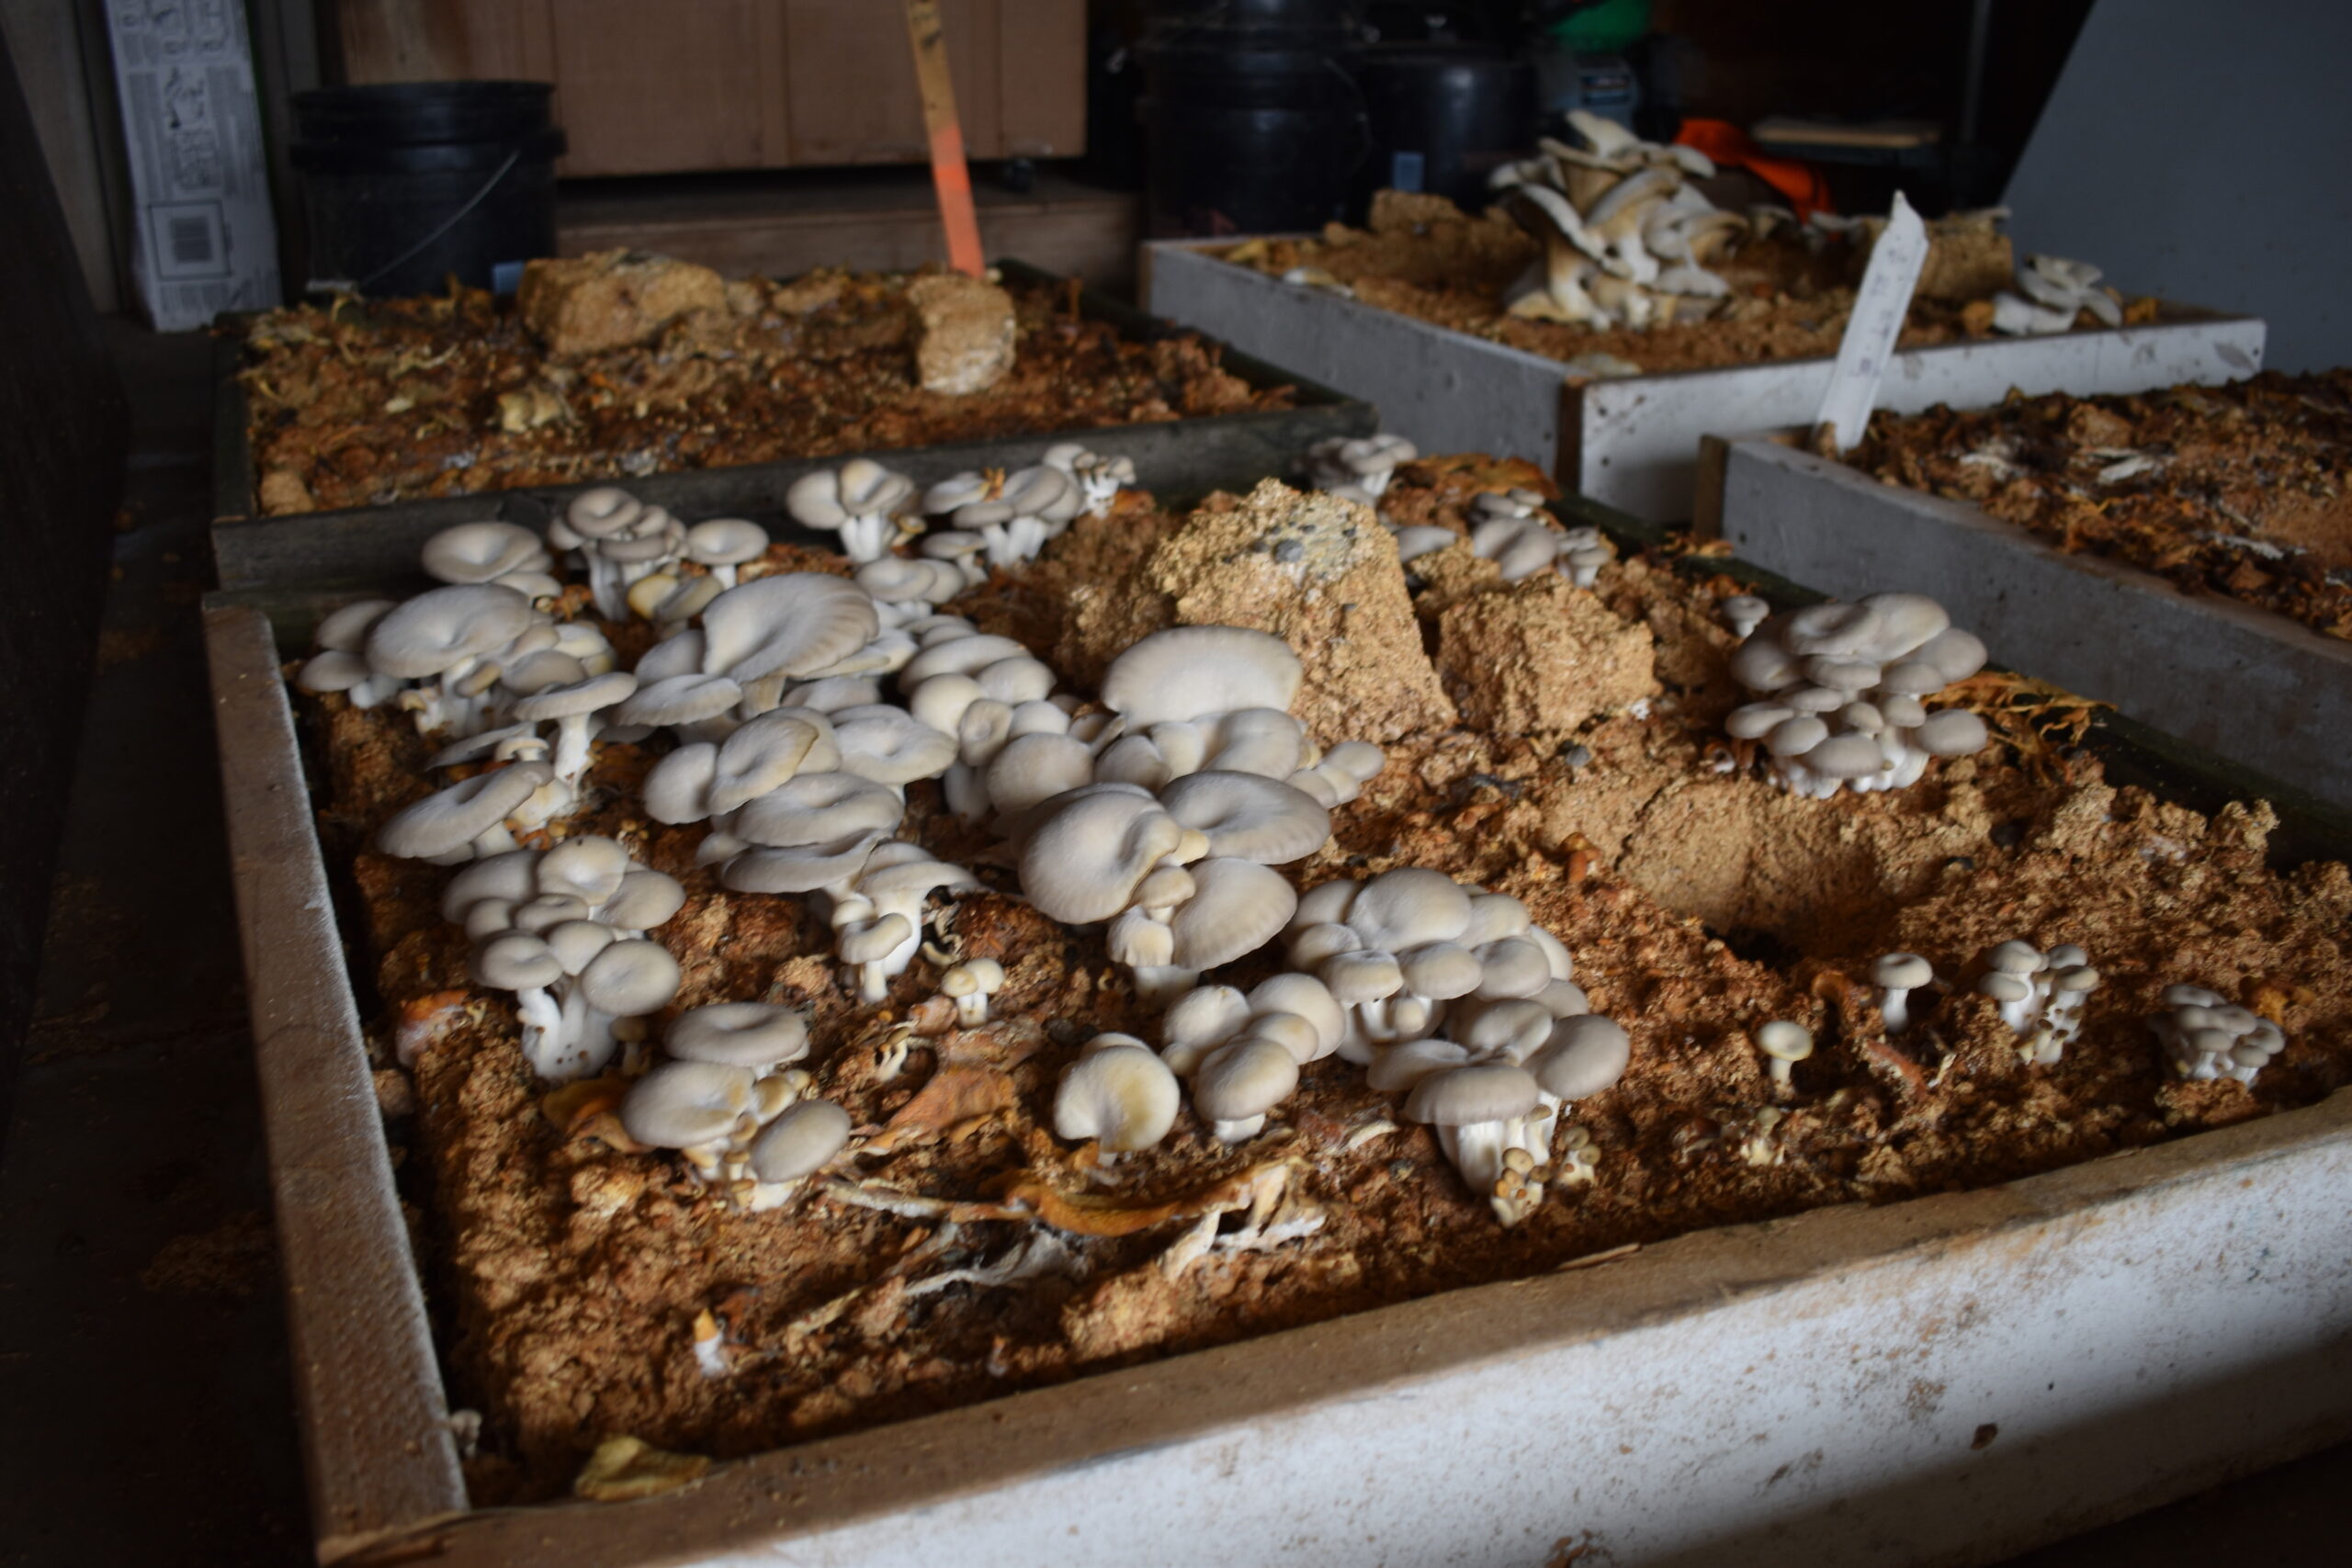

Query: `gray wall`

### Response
(2004, 0, 2350, 374)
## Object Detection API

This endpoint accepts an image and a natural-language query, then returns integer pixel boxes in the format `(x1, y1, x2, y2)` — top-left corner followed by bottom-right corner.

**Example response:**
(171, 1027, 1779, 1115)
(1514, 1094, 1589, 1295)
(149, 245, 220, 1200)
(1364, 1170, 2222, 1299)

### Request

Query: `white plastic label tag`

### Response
(1815, 191, 1929, 453)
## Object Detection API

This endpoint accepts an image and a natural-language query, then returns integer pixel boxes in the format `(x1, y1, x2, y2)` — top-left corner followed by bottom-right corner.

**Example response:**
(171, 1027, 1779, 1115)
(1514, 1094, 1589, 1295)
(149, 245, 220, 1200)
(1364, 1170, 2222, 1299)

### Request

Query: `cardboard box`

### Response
(104, 0, 281, 329)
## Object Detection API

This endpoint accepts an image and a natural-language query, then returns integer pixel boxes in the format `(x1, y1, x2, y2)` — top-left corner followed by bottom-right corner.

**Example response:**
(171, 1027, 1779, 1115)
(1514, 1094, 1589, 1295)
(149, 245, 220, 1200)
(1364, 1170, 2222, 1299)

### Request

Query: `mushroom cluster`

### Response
(786, 458, 918, 563)
(1053, 868, 1630, 1227)
(444, 838, 687, 1080)
(1306, 434, 1419, 507)
(620, 1004, 854, 1211)
(1724, 592, 1993, 796)
(1043, 441, 1136, 517)
(1991, 254, 2122, 337)
(1012, 626, 1387, 999)
(2150, 986, 2286, 1085)
(1391, 486, 1615, 588)
(1973, 939, 2101, 1065)
(922, 463, 1086, 570)
(1487, 111, 1748, 328)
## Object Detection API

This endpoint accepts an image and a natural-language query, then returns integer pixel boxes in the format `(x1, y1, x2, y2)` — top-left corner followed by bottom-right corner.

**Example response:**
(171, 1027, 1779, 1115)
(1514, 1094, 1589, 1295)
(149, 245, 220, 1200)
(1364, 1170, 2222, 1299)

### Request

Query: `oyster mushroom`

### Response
(1055, 1037, 1182, 1154)
(786, 458, 917, 563)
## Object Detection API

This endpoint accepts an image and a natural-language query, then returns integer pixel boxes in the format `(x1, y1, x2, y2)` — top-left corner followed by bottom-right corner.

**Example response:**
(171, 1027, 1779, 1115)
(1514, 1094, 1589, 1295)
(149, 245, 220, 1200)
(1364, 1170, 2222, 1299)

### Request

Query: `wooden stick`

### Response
(902, 0, 986, 277)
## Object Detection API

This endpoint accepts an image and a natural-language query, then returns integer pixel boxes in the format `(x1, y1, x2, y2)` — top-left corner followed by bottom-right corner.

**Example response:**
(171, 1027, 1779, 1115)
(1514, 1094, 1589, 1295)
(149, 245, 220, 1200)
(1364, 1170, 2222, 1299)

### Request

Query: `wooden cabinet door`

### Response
(781, 0, 999, 164)
(549, 1, 775, 174)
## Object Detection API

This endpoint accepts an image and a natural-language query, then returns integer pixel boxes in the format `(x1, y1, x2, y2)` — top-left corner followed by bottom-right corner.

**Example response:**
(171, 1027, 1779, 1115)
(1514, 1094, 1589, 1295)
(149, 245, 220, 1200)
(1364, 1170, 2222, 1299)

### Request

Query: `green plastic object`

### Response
(1552, 0, 1652, 56)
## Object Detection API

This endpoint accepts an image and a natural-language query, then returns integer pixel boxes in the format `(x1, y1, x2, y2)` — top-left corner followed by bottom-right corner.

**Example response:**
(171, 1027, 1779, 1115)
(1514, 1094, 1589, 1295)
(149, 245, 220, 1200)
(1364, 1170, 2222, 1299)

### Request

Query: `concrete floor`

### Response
(0, 321, 2339, 1567)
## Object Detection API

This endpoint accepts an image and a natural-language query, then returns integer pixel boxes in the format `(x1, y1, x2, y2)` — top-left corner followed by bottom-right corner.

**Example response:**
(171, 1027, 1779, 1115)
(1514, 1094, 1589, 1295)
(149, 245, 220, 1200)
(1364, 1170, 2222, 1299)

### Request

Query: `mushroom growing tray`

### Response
(1702, 434, 2352, 818)
(1143, 238, 2265, 522)
(209, 260, 1375, 597)
(204, 474, 2352, 1567)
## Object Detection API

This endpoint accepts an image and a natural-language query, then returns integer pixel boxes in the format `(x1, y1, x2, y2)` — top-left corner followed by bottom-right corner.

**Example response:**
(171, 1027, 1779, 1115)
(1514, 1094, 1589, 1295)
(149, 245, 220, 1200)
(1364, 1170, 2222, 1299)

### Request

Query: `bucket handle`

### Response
(306, 147, 523, 296)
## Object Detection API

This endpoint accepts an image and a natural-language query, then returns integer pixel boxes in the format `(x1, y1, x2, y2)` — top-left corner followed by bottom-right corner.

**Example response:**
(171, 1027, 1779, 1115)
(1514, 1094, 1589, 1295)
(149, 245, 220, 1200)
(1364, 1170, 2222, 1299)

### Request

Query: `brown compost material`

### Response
(302, 461, 2352, 1503)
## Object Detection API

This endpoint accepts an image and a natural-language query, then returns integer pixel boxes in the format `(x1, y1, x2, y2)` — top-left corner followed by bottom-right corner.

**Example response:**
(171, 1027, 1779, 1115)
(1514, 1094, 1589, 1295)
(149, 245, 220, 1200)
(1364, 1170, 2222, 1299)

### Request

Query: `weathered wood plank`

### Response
(203, 605, 469, 1557)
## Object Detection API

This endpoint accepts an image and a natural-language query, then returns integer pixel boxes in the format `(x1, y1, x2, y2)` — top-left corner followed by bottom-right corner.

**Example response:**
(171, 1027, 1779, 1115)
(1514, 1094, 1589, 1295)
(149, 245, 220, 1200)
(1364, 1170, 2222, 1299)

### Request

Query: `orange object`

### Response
(903, 0, 987, 277)
(1673, 118, 1834, 222)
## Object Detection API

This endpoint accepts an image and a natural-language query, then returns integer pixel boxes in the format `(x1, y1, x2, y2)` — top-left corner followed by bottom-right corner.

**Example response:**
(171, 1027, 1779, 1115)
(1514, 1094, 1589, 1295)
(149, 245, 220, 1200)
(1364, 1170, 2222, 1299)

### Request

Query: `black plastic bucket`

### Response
(1351, 45, 1535, 212)
(290, 82, 565, 299)
(1141, 0, 1368, 237)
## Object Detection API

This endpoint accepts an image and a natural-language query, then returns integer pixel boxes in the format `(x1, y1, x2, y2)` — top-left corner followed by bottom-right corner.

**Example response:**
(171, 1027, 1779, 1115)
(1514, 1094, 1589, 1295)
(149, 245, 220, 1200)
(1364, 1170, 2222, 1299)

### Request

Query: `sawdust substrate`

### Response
(239, 271, 1288, 516)
(307, 466, 2352, 1504)
(1846, 371, 2352, 642)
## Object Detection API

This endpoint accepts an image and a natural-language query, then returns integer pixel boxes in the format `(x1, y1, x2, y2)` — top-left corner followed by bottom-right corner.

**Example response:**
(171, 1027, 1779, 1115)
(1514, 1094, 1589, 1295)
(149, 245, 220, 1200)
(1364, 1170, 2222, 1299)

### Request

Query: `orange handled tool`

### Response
(904, 0, 987, 277)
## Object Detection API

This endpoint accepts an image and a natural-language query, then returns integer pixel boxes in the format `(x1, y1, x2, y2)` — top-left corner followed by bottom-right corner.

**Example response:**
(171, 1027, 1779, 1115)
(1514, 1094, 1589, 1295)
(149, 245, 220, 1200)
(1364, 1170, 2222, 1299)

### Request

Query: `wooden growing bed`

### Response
(205, 472, 2352, 1566)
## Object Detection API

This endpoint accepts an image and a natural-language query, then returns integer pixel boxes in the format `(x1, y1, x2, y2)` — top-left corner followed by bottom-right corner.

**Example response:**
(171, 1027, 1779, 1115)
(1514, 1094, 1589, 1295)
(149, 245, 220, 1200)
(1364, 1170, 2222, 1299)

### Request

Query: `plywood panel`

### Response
(998, 0, 1084, 157)
(335, 0, 470, 80)
(783, 0, 999, 164)
(551, 0, 765, 174)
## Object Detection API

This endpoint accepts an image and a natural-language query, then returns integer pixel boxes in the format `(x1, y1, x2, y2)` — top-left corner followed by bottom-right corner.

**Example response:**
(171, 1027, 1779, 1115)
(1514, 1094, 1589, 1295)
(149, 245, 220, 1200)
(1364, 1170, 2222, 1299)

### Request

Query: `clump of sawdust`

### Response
(1057, 479, 1455, 743)
(1436, 570, 1656, 734)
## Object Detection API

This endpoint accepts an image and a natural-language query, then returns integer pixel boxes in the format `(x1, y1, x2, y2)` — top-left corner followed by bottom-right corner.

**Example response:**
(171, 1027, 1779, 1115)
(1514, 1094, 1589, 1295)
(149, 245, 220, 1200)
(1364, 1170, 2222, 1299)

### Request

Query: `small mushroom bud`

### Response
(1755, 1020, 1814, 1095)
(938, 957, 1006, 1027)
(1722, 594, 1770, 640)
(1870, 953, 1934, 1033)
(1054, 1040, 1182, 1154)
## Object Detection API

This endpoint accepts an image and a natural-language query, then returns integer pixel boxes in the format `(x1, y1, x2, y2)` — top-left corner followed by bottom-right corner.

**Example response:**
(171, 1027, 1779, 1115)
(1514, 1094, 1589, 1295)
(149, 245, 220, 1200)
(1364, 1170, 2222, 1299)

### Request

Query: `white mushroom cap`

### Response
(316, 599, 399, 653)
(731, 771, 907, 849)
(537, 836, 631, 906)
(440, 850, 541, 923)
(578, 939, 683, 1017)
(1756, 1020, 1815, 1063)
(787, 460, 916, 528)
(514, 670, 638, 723)
(1766, 716, 1829, 758)
(1404, 1061, 1541, 1126)
(1321, 949, 1404, 1004)
(1458, 892, 1532, 947)
(1167, 858, 1298, 970)
(376, 762, 553, 860)
(1365, 1036, 1476, 1094)
(1158, 771, 1331, 865)
(900, 633, 1030, 685)
(987, 733, 1097, 818)
(423, 522, 550, 585)
(602, 869, 686, 931)
(1456, 997, 1554, 1060)
(622, 1061, 755, 1149)
(1781, 602, 1885, 660)
(1399, 942, 1486, 1001)
(1019, 790, 1190, 924)
(1162, 985, 1251, 1075)
(666, 1002, 810, 1070)
(1055, 1043, 1182, 1152)
(1987, 940, 2047, 976)
(567, 486, 646, 539)
(1915, 627, 1989, 683)
(1345, 868, 1473, 953)
(1871, 953, 1934, 989)
(1192, 1035, 1300, 1123)
(1914, 710, 1989, 757)
(1978, 971, 2034, 1005)
(831, 705, 957, 786)
(685, 518, 769, 568)
(365, 584, 537, 679)
(1099, 626, 1303, 728)
(473, 931, 564, 992)
(1464, 937, 1546, 999)
(1529, 1015, 1632, 1100)
(1805, 733, 1886, 781)
(749, 1099, 853, 1181)
(1246, 973, 1346, 1060)
(699, 573, 879, 683)
(708, 708, 842, 814)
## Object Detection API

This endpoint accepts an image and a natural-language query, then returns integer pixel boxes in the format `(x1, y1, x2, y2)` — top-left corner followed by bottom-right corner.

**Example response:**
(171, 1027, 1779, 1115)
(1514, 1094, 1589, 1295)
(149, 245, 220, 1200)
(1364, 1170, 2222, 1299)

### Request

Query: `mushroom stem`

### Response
(1210, 1114, 1267, 1143)
(1879, 987, 1913, 1033)
(1129, 964, 1202, 1004)
(841, 513, 893, 563)
(550, 713, 597, 784)
(467, 822, 522, 859)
